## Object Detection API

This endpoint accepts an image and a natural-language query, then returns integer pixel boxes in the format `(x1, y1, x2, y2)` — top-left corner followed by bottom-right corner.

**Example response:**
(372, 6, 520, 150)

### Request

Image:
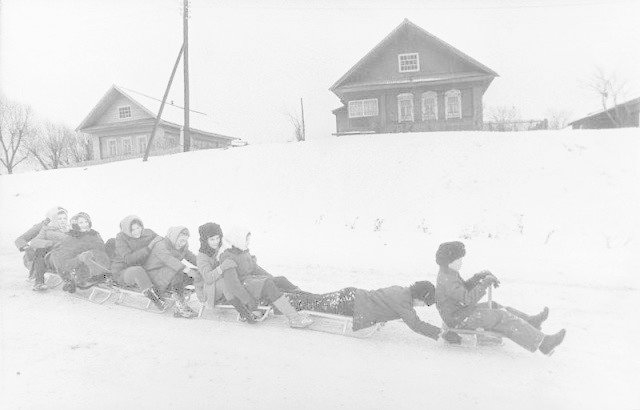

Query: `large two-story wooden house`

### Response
(330, 19, 498, 135)
(77, 85, 236, 162)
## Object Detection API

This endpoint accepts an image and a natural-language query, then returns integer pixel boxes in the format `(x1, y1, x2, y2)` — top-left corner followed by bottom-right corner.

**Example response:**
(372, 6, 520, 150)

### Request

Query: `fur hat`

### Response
(119, 215, 144, 237)
(199, 222, 223, 256)
(70, 212, 92, 230)
(436, 241, 466, 267)
(409, 281, 436, 305)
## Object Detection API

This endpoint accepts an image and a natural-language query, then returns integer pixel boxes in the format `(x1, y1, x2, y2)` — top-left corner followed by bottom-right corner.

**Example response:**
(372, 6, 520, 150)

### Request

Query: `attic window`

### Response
(118, 106, 132, 119)
(398, 53, 419, 73)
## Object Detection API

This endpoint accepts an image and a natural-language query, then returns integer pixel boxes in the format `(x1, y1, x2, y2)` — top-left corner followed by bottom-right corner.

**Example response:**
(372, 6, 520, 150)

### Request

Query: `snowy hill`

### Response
(1, 129, 639, 409)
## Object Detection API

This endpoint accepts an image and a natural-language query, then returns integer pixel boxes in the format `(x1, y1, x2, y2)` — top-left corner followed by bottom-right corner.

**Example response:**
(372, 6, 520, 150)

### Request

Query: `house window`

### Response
(398, 53, 419, 73)
(445, 89, 462, 119)
(137, 135, 148, 153)
(118, 106, 132, 119)
(421, 91, 438, 121)
(397, 93, 414, 122)
(121, 137, 132, 155)
(348, 98, 379, 118)
(107, 139, 117, 157)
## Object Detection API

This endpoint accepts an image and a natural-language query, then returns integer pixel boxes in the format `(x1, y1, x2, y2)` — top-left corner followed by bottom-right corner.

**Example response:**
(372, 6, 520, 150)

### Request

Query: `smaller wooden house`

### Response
(77, 85, 236, 162)
(330, 19, 498, 135)
(569, 97, 640, 129)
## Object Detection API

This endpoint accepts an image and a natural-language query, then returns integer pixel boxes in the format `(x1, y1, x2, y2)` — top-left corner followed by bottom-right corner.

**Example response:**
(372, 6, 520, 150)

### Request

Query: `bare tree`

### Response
(486, 105, 521, 131)
(67, 131, 93, 163)
(0, 96, 34, 174)
(25, 122, 73, 170)
(546, 109, 572, 130)
(585, 67, 629, 127)
(286, 112, 305, 142)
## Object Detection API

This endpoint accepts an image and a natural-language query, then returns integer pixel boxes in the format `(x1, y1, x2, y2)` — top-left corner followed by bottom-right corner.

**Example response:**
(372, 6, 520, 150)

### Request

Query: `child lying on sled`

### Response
(285, 281, 461, 343)
(196, 224, 313, 328)
(434, 241, 566, 355)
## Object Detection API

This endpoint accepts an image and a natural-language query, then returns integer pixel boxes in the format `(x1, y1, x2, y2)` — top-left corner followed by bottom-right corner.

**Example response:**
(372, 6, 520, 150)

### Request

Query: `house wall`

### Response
(95, 95, 151, 125)
(191, 133, 232, 149)
(572, 104, 640, 129)
(335, 83, 482, 134)
(94, 125, 180, 160)
(342, 28, 479, 88)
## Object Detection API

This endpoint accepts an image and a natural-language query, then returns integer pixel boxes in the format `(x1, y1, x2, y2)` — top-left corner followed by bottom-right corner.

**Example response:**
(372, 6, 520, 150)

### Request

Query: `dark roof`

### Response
(568, 96, 640, 126)
(330, 18, 498, 93)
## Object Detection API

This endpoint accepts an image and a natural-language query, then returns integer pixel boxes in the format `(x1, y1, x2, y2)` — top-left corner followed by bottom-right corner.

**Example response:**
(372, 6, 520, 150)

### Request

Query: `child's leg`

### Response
(460, 308, 545, 352)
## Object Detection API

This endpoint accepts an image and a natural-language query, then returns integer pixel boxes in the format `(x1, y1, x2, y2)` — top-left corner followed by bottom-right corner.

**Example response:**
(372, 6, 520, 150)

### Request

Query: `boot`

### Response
(228, 298, 258, 323)
(539, 329, 566, 355)
(62, 278, 76, 293)
(171, 291, 198, 318)
(32, 281, 48, 292)
(143, 287, 167, 311)
(272, 296, 314, 328)
(528, 307, 549, 330)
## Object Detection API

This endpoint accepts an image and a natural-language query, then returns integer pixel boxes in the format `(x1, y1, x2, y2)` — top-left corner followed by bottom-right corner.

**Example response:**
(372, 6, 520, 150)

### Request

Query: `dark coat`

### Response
(15, 219, 48, 250)
(143, 227, 197, 293)
(49, 229, 110, 276)
(352, 285, 441, 339)
(111, 229, 158, 274)
(435, 266, 491, 327)
(218, 247, 273, 305)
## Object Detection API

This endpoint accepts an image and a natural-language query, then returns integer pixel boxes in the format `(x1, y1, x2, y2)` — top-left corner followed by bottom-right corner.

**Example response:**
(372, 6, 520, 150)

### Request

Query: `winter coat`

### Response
(15, 219, 48, 250)
(29, 224, 69, 250)
(435, 266, 492, 327)
(143, 226, 197, 292)
(49, 229, 110, 276)
(196, 251, 225, 306)
(111, 229, 159, 275)
(352, 286, 441, 339)
(218, 247, 273, 305)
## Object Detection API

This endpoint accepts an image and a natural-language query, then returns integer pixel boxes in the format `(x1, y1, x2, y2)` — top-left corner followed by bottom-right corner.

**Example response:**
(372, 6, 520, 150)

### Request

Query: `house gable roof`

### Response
(568, 96, 640, 126)
(330, 18, 498, 93)
(77, 85, 236, 140)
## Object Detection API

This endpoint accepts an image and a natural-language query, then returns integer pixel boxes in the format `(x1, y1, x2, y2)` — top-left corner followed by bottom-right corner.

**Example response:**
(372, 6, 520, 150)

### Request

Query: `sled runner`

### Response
(300, 311, 383, 338)
(197, 301, 273, 323)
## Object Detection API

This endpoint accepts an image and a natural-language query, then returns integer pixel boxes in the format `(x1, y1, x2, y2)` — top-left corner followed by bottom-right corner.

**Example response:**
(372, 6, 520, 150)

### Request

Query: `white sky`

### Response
(1, 0, 639, 143)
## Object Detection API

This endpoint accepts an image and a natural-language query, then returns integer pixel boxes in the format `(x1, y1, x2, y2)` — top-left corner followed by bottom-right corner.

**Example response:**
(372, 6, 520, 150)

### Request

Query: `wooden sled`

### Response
(442, 287, 504, 347)
(301, 311, 383, 338)
(197, 301, 273, 323)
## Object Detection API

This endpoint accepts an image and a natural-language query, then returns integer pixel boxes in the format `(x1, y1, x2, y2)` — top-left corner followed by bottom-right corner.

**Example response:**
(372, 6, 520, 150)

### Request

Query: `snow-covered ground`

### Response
(1, 129, 639, 409)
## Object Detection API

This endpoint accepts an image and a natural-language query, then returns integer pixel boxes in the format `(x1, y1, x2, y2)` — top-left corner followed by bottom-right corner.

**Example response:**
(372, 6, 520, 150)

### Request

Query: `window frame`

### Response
(136, 135, 148, 153)
(118, 106, 132, 119)
(421, 91, 438, 121)
(398, 53, 420, 73)
(348, 98, 379, 118)
(445, 89, 462, 120)
(106, 138, 118, 157)
(121, 136, 133, 155)
(397, 93, 415, 122)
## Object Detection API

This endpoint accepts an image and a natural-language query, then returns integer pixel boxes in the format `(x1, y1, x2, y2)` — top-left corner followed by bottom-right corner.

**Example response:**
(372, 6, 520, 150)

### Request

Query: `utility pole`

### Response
(183, 0, 191, 152)
(300, 98, 306, 141)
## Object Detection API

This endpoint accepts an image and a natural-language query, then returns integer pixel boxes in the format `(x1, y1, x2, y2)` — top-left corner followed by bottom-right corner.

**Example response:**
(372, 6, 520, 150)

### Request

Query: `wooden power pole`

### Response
(300, 98, 306, 141)
(183, 0, 191, 152)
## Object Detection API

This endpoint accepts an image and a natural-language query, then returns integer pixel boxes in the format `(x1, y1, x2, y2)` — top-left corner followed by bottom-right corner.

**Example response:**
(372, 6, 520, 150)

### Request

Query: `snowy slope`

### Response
(1, 129, 639, 409)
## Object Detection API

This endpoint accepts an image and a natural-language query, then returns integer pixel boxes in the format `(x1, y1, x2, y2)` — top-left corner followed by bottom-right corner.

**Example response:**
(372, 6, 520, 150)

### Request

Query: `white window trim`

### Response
(397, 93, 414, 122)
(121, 136, 133, 155)
(398, 53, 420, 73)
(118, 105, 132, 119)
(348, 98, 379, 118)
(445, 89, 462, 119)
(421, 91, 438, 121)
(106, 138, 118, 157)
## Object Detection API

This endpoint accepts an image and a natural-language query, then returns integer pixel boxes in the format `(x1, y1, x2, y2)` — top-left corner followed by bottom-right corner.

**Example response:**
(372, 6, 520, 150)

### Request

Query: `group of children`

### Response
(15, 206, 566, 355)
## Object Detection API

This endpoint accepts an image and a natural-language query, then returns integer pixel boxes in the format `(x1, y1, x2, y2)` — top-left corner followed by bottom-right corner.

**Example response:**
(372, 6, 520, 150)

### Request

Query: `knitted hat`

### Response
(198, 222, 223, 256)
(409, 281, 436, 305)
(70, 212, 92, 230)
(166, 226, 189, 249)
(45, 206, 67, 221)
(435, 241, 466, 266)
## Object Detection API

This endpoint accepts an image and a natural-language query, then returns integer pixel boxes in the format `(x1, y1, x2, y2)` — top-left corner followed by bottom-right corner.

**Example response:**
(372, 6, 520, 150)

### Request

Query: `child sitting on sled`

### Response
(28, 206, 70, 291)
(212, 226, 313, 328)
(285, 281, 459, 342)
(14, 208, 56, 273)
(49, 212, 111, 293)
(434, 241, 566, 355)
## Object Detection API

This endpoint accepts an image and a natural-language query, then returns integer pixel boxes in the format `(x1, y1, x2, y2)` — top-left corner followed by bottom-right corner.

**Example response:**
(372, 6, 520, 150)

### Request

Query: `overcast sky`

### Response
(1, 0, 639, 143)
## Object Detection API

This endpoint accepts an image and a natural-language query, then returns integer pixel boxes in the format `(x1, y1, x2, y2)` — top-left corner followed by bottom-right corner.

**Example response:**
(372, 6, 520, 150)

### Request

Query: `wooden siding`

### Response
(342, 28, 479, 88)
(95, 95, 152, 126)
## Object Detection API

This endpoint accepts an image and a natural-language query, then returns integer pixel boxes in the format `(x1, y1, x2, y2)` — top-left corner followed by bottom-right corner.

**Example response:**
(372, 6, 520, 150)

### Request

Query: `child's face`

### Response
(207, 235, 221, 249)
(448, 257, 464, 271)
(130, 223, 143, 239)
(54, 213, 69, 230)
(175, 233, 189, 249)
(77, 217, 90, 232)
